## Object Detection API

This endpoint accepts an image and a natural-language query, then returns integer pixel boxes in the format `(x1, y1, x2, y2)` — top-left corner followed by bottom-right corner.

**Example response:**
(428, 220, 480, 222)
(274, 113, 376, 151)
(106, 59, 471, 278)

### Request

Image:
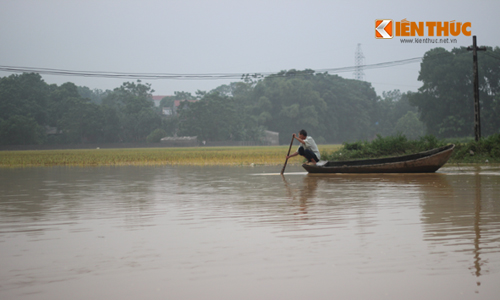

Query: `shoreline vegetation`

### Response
(1, 134, 499, 168)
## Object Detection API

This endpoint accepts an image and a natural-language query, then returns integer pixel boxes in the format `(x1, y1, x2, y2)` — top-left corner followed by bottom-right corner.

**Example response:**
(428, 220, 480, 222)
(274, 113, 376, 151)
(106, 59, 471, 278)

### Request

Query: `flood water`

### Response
(1, 164, 499, 300)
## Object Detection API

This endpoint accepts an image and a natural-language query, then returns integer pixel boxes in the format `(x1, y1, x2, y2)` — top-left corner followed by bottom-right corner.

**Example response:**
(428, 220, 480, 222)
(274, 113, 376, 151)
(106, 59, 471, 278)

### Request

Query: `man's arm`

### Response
(286, 151, 299, 159)
(293, 133, 306, 145)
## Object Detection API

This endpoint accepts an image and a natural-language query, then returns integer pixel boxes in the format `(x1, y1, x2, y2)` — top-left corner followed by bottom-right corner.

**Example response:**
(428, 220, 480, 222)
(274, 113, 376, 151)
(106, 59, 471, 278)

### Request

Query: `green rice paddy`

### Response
(0, 145, 342, 168)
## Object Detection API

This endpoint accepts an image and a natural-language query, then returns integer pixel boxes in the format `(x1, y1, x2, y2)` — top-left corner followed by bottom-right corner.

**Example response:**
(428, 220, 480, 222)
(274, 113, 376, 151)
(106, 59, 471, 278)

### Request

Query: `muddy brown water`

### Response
(1, 165, 499, 300)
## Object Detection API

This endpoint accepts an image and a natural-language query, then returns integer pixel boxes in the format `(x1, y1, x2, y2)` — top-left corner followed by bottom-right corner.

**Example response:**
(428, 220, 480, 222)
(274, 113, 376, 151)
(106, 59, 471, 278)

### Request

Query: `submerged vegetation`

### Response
(0, 145, 342, 168)
(322, 133, 500, 163)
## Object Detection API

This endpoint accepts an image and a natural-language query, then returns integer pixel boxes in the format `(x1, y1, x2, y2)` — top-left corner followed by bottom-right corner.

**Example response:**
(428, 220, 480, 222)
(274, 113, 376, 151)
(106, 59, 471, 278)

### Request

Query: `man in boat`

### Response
(286, 129, 321, 165)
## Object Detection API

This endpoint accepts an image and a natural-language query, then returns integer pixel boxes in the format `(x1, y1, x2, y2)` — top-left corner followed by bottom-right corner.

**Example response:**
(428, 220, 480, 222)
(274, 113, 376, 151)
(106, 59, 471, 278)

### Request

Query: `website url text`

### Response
(400, 38, 458, 44)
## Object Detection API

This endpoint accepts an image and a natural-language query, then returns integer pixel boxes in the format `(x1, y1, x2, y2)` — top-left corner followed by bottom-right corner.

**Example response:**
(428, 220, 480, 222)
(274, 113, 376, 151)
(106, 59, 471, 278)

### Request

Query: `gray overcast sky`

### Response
(1, 0, 499, 97)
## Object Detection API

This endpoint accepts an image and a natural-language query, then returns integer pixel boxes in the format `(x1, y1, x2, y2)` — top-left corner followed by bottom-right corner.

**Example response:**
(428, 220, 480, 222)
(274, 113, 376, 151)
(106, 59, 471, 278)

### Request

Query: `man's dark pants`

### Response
(298, 146, 319, 162)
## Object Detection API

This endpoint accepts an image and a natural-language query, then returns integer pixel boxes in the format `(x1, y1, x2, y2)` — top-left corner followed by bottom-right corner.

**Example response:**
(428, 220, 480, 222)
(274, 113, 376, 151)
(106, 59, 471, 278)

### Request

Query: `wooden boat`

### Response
(302, 144, 455, 174)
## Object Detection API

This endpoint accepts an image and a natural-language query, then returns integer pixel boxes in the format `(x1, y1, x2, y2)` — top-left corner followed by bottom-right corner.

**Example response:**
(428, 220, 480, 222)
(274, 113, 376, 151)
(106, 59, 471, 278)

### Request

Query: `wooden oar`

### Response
(281, 135, 295, 174)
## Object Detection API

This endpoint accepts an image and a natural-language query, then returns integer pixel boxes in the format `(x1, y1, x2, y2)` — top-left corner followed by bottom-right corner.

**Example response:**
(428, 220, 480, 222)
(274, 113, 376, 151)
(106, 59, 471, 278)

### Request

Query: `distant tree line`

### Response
(177, 70, 426, 144)
(1, 45, 499, 146)
(0, 74, 165, 145)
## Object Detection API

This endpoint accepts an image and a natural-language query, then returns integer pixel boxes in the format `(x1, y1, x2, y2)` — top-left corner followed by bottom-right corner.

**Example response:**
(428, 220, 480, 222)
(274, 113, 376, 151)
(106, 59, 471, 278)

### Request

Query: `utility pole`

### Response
(467, 36, 486, 141)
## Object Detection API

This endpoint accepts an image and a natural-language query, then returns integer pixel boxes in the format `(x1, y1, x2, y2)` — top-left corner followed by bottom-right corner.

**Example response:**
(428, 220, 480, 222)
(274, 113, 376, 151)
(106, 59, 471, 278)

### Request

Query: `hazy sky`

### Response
(1, 0, 499, 97)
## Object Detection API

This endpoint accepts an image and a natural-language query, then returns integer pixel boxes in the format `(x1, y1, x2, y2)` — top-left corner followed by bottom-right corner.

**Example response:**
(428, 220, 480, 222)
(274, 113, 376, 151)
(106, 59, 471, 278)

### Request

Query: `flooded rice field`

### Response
(1, 165, 500, 300)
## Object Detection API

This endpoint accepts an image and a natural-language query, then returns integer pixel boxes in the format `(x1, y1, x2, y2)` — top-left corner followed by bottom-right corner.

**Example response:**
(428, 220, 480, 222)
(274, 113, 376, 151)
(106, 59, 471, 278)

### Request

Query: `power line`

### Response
(483, 51, 500, 61)
(0, 57, 423, 81)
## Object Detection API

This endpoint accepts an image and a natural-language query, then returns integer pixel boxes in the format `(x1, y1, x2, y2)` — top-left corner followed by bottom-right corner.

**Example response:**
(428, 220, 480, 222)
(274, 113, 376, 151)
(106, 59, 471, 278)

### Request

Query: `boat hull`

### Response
(302, 144, 455, 174)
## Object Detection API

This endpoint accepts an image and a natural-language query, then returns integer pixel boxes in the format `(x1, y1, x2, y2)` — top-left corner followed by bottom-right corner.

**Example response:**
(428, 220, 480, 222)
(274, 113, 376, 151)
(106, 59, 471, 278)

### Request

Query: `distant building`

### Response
(152, 96, 198, 116)
(162, 107, 173, 116)
(45, 126, 61, 135)
(263, 130, 279, 145)
(160, 136, 198, 147)
(151, 95, 171, 107)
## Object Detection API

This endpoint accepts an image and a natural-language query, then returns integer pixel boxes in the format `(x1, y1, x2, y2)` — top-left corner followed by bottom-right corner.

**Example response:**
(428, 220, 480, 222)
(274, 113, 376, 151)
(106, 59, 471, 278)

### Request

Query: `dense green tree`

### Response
(102, 80, 154, 111)
(246, 69, 377, 144)
(146, 128, 167, 143)
(121, 108, 161, 142)
(102, 80, 161, 142)
(101, 105, 121, 143)
(158, 114, 179, 137)
(77, 86, 111, 105)
(373, 90, 421, 137)
(0, 73, 49, 125)
(0, 115, 46, 145)
(178, 92, 236, 141)
(0, 73, 51, 145)
(44, 82, 111, 144)
(409, 46, 500, 138)
(47, 82, 83, 127)
(394, 111, 426, 140)
(177, 92, 261, 142)
(58, 101, 104, 143)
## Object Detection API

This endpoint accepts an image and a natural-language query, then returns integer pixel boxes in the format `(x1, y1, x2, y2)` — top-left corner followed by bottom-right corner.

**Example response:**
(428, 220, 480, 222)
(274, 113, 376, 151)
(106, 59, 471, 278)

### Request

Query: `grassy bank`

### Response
(321, 134, 500, 163)
(0, 145, 342, 167)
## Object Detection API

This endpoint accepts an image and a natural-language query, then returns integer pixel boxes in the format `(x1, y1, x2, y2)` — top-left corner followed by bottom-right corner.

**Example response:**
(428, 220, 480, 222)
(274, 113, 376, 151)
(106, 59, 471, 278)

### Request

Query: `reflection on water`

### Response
(419, 171, 500, 284)
(1, 165, 500, 300)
